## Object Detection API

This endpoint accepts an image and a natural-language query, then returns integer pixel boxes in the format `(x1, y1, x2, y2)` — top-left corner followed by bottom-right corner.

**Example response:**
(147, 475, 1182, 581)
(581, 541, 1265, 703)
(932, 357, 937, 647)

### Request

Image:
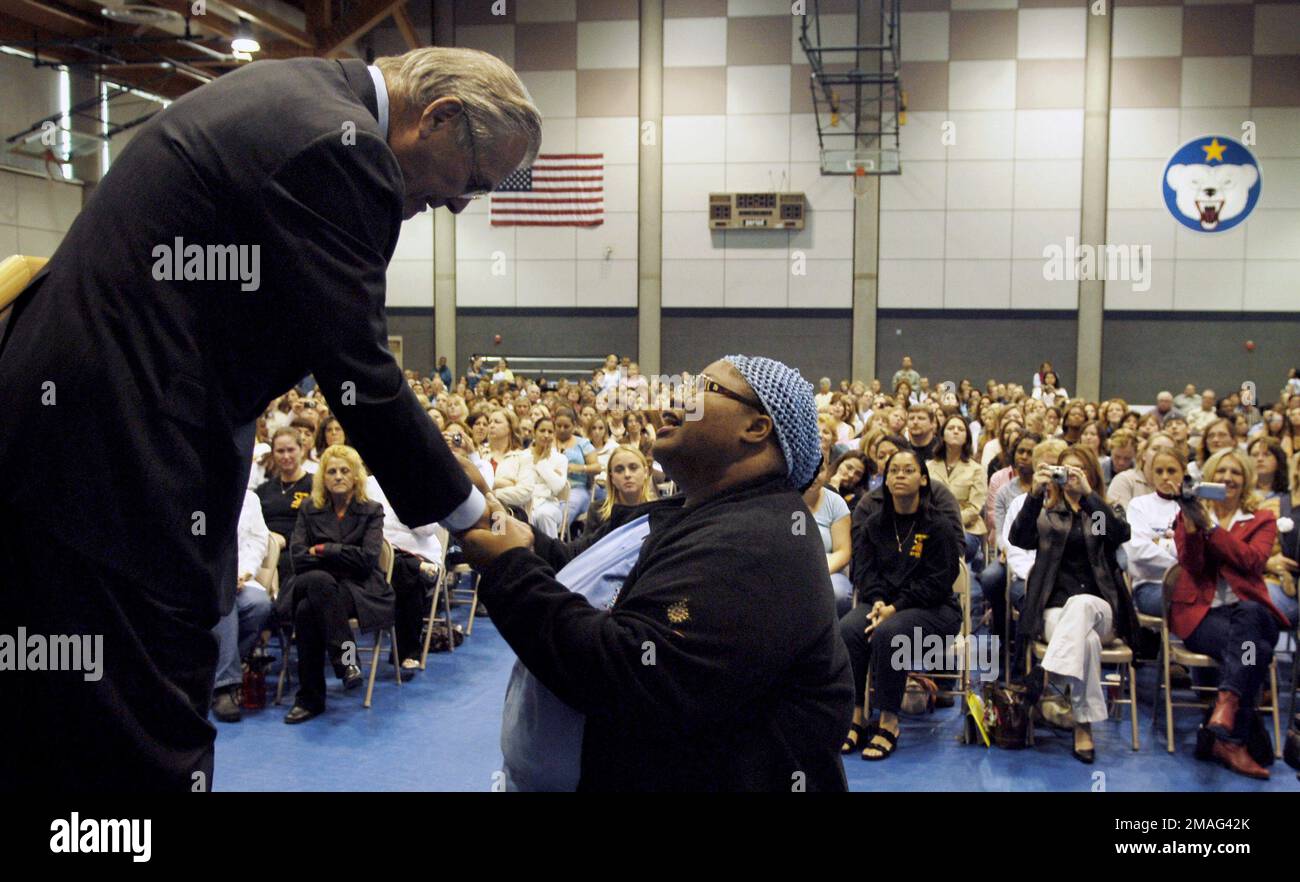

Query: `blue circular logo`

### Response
(1162, 136, 1261, 233)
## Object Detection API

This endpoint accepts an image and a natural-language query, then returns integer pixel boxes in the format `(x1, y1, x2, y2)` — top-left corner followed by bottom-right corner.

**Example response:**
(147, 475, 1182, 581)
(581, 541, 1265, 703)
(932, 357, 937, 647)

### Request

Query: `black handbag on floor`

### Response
(1284, 719, 1300, 771)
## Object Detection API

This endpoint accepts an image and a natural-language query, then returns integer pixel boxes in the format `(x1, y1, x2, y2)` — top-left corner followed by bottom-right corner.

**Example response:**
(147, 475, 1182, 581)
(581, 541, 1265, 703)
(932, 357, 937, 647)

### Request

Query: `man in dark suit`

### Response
(0, 48, 540, 791)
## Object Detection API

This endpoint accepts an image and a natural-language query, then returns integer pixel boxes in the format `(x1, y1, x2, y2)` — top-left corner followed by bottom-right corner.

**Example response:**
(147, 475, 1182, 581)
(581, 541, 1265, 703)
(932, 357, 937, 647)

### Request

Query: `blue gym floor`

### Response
(214, 611, 1298, 792)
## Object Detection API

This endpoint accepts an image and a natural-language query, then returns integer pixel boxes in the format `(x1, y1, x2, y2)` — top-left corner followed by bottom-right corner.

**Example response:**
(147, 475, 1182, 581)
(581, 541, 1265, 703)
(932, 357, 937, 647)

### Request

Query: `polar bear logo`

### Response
(1165, 163, 1258, 231)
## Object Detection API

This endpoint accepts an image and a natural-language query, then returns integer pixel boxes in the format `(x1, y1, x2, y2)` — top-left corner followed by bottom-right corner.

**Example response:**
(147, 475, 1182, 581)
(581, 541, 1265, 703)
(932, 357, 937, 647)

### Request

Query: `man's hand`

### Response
(459, 491, 507, 536)
(459, 514, 535, 570)
(451, 452, 505, 535)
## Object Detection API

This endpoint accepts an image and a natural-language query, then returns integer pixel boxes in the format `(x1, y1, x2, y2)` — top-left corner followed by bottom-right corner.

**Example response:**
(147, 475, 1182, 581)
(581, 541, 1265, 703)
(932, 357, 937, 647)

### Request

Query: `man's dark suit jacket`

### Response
(0, 58, 470, 790)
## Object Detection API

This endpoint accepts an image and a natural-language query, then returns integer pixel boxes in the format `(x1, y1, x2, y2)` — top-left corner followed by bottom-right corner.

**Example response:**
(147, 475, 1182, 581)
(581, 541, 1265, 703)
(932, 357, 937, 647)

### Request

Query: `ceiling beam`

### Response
(314, 0, 402, 58)
(391, 1, 418, 50)
(0, 27, 193, 100)
(13, 0, 101, 30)
(215, 0, 312, 48)
(303, 0, 330, 34)
(145, 0, 236, 38)
(1, 0, 106, 36)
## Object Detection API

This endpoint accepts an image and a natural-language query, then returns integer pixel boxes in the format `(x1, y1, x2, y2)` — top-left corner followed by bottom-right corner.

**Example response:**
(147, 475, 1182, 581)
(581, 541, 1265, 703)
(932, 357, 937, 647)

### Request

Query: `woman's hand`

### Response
(1179, 499, 1208, 534)
(1064, 465, 1091, 497)
(864, 601, 884, 634)
(864, 602, 895, 636)
(1267, 553, 1299, 577)
(1030, 464, 1053, 497)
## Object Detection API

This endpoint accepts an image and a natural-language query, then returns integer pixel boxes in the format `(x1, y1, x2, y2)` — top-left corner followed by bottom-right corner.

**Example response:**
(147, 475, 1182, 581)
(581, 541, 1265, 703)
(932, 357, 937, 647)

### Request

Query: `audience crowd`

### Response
(218, 351, 1299, 781)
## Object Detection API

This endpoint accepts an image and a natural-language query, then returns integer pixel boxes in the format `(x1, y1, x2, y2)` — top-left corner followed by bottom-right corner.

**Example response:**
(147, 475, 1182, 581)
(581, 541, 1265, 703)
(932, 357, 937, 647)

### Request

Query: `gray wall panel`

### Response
(1101, 313, 1300, 405)
(661, 311, 852, 384)
(456, 310, 639, 377)
(876, 311, 1079, 393)
(386, 310, 437, 376)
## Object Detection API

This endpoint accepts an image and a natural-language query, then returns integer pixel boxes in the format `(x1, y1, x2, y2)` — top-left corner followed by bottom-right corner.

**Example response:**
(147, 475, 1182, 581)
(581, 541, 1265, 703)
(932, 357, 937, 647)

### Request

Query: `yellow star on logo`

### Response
(1201, 138, 1227, 163)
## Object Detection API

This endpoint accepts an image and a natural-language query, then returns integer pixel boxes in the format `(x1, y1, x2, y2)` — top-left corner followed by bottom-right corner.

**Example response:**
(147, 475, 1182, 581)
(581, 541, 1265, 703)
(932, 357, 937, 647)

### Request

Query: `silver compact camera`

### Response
(1046, 465, 1069, 485)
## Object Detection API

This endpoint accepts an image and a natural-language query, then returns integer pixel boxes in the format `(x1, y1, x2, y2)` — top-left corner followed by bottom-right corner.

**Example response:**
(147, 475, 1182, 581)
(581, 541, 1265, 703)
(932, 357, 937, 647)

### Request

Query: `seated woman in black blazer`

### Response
(283, 444, 393, 724)
(840, 448, 961, 760)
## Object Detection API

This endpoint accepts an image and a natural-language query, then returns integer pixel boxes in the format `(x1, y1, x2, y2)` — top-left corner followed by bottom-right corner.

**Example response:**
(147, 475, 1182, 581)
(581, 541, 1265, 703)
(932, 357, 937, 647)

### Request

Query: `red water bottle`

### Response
(242, 663, 266, 709)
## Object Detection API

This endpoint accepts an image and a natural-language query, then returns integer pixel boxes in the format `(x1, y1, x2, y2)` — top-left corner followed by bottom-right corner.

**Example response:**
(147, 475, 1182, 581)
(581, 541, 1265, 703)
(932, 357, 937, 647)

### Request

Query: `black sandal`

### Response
(841, 721, 870, 754)
(861, 726, 898, 761)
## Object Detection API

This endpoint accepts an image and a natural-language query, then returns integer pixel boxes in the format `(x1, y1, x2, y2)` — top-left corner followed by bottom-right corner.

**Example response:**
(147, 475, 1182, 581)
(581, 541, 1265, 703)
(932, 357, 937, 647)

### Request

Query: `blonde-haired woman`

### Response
(1172, 447, 1288, 778)
(817, 414, 837, 473)
(586, 416, 617, 505)
(587, 445, 656, 532)
(482, 408, 536, 516)
(284, 444, 392, 724)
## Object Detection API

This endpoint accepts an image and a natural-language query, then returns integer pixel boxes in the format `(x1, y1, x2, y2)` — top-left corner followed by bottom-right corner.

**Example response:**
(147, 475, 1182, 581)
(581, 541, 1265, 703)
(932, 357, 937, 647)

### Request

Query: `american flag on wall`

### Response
(489, 153, 604, 227)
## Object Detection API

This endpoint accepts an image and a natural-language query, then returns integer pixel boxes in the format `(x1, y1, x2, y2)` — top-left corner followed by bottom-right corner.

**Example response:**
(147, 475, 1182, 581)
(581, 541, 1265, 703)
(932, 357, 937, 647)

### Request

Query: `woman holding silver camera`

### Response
(1172, 447, 1287, 779)
(1009, 445, 1135, 764)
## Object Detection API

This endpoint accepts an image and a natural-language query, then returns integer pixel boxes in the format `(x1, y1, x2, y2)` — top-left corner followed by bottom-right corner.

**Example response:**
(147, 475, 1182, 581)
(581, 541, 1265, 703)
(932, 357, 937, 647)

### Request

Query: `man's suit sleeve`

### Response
(258, 131, 478, 530)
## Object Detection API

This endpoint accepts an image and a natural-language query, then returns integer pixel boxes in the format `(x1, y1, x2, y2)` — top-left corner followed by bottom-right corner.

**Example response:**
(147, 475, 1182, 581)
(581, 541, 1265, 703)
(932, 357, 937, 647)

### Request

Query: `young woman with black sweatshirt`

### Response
(841, 448, 961, 760)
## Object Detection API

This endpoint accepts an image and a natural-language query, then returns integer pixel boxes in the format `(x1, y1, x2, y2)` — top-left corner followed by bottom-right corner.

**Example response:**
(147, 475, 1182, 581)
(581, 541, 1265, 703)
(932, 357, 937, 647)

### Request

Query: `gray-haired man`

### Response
(0, 47, 540, 792)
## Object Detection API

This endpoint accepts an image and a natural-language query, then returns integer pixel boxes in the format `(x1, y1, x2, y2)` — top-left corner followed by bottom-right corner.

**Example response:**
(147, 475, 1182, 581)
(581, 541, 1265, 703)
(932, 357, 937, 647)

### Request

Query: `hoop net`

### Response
(850, 164, 871, 198)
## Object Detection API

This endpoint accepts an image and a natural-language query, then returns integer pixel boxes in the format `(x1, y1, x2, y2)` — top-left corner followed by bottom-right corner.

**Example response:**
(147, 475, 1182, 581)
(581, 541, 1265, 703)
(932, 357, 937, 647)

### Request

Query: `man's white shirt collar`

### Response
(367, 65, 389, 139)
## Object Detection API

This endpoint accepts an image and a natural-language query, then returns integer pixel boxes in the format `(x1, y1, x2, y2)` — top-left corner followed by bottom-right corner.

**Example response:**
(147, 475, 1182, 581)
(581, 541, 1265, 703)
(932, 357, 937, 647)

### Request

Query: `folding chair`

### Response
(257, 532, 285, 602)
(350, 539, 401, 709)
(1003, 558, 1015, 683)
(1125, 569, 1165, 688)
(420, 526, 455, 667)
(439, 515, 483, 636)
(1025, 626, 1140, 750)
(1154, 565, 1282, 756)
(448, 565, 482, 635)
(556, 483, 573, 542)
(863, 560, 973, 744)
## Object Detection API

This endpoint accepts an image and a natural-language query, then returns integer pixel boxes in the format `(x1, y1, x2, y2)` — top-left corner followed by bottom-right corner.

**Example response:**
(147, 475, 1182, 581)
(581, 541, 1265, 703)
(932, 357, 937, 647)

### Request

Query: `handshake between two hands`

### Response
(452, 454, 536, 570)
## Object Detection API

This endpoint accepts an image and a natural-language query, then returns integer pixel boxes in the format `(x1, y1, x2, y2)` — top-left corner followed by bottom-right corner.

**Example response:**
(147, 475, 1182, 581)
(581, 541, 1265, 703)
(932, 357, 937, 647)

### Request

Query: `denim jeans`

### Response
(831, 572, 853, 618)
(212, 582, 273, 690)
(1132, 581, 1164, 618)
(1266, 580, 1298, 629)
(566, 484, 591, 528)
(1183, 601, 1280, 743)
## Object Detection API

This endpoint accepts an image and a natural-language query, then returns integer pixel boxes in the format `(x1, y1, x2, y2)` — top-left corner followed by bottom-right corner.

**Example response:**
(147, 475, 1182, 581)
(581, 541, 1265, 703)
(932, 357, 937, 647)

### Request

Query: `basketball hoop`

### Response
(850, 164, 871, 198)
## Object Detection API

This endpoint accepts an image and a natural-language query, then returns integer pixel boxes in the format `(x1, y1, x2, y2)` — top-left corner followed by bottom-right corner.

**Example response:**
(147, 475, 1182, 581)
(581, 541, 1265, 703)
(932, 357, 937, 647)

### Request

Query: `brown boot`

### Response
(1207, 690, 1240, 738)
(1211, 738, 1270, 780)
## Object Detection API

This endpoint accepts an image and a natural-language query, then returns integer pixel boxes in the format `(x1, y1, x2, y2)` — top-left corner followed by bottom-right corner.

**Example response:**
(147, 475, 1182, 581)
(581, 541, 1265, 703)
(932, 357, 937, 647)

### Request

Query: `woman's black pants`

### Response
(839, 603, 963, 714)
(292, 570, 358, 712)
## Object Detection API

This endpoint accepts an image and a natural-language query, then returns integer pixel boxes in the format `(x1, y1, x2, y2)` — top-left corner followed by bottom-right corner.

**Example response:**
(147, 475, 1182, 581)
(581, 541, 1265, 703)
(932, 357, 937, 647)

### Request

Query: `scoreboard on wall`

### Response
(708, 192, 806, 230)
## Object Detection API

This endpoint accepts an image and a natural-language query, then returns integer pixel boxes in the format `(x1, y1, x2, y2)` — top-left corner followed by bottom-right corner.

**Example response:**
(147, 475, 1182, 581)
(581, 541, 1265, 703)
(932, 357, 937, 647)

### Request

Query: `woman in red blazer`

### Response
(1173, 447, 1287, 779)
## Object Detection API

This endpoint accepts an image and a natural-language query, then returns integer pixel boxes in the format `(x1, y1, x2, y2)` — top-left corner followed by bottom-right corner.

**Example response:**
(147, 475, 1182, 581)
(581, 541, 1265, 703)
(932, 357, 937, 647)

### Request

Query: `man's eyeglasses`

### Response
(693, 373, 766, 414)
(460, 112, 495, 200)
